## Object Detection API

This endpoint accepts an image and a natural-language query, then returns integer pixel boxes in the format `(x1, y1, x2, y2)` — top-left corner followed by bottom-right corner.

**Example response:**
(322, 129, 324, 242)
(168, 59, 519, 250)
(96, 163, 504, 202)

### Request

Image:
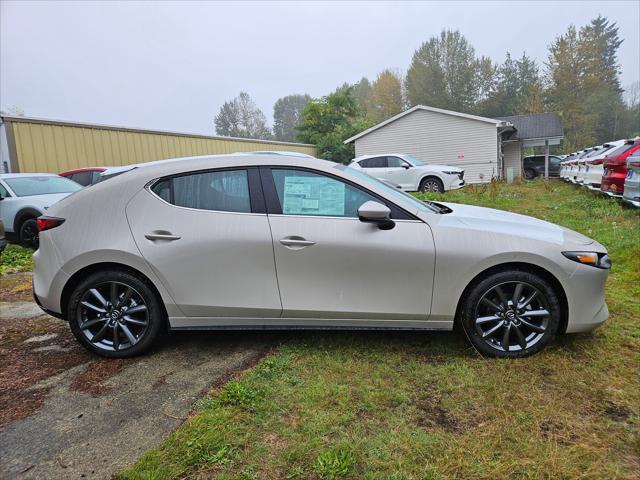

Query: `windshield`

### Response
(5, 176, 82, 197)
(338, 165, 439, 213)
(403, 154, 427, 166)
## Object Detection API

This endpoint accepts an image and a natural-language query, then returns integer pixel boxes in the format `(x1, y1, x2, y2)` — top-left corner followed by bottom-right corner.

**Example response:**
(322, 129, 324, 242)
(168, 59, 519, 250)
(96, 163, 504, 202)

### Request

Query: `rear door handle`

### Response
(279, 236, 316, 248)
(145, 232, 181, 241)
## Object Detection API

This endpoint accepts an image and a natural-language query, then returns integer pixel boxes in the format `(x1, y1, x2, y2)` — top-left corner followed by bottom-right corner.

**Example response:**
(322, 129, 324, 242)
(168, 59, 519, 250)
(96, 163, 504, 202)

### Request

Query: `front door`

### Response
(384, 156, 412, 189)
(126, 168, 282, 318)
(263, 167, 435, 322)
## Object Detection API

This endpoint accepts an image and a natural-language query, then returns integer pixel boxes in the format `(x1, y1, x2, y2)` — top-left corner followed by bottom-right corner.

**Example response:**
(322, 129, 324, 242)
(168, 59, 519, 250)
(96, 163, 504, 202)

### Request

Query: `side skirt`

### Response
(168, 317, 454, 331)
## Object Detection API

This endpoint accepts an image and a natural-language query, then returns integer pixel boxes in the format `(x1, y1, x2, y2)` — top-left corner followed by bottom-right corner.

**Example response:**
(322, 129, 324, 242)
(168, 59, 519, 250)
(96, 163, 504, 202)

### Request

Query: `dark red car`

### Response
(59, 167, 106, 186)
(600, 139, 640, 197)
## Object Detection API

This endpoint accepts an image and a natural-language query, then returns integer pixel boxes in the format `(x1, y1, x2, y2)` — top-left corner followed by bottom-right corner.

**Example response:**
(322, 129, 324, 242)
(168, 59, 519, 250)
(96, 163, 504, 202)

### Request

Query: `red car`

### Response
(59, 167, 106, 186)
(600, 139, 640, 197)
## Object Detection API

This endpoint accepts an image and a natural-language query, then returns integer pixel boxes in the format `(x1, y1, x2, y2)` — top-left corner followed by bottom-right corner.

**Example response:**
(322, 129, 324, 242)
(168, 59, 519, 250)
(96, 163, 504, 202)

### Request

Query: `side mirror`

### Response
(402, 162, 411, 169)
(358, 201, 395, 230)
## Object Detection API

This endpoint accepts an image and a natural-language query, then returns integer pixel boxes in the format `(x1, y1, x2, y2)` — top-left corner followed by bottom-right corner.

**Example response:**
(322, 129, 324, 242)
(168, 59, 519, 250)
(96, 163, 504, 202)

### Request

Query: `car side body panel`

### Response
(34, 154, 609, 337)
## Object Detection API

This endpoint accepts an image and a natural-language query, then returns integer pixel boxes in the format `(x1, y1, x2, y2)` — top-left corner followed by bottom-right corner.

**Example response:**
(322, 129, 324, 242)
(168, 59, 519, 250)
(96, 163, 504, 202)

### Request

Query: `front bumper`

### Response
(564, 262, 610, 333)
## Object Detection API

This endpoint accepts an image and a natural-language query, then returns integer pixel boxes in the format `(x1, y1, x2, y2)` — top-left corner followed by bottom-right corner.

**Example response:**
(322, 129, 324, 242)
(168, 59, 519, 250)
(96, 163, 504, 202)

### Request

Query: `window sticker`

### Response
(283, 176, 345, 215)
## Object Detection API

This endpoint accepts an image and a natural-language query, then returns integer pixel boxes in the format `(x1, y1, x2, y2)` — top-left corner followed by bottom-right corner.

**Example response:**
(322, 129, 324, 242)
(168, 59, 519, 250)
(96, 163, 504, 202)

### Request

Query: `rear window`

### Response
(359, 157, 386, 168)
(605, 142, 640, 159)
(4, 176, 82, 197)
(151, 169, 251, 213)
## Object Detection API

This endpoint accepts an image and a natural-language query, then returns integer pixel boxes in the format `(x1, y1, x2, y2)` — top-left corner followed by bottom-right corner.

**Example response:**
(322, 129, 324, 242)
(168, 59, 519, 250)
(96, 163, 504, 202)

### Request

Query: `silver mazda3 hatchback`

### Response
(33, 154, 610, 359)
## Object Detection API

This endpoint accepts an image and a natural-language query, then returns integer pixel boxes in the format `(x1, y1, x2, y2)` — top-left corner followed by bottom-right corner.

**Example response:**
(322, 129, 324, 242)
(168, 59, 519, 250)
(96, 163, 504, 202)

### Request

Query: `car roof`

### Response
(98, 154, 334, 179)
(60, 167, 108, 175)
(351, 153, 408, 162)
(0, 172, 58, 179)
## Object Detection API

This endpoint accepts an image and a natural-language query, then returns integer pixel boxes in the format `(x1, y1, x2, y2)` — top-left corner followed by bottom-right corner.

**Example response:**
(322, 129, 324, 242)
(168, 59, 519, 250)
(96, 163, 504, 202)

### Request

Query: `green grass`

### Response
(0, 244, 33, 275)
(118, 180, 639, 480)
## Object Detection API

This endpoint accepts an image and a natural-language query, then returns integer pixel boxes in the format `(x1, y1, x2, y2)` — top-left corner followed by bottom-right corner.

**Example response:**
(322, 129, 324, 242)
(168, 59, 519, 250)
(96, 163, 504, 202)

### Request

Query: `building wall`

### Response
(2, 117, 317, 173)
(502, 142, 522, 181)
(354, 109, 499, 184)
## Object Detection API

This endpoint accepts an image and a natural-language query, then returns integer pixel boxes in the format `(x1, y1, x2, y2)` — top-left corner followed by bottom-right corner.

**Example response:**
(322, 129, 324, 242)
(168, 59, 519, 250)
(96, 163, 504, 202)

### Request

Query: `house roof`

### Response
(343, 105, 509, 144)
(495, 113, 563, 141)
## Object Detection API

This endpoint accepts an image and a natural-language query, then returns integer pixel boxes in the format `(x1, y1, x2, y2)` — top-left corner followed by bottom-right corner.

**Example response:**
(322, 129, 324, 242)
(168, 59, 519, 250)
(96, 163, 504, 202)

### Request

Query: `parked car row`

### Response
(559, 138, 640, 208)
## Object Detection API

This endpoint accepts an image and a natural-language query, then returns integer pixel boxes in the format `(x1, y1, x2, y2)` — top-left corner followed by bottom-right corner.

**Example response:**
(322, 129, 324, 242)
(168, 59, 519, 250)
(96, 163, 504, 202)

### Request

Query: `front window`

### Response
(270, 169, 377, 218)
(340, 165, 439, 213)
(4, 176, 82, 197)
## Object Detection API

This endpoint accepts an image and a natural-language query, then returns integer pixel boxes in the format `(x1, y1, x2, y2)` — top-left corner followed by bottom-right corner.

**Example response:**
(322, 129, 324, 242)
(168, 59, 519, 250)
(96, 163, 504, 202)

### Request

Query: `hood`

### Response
(24, 192, 75, 209)
(439, 202, 594, 246)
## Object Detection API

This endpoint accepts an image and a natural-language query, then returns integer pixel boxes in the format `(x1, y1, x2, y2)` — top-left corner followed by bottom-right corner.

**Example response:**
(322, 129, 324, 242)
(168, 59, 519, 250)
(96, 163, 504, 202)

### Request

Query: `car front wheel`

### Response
(419, 177, 444, 193)
(524, 168, 537, 180)
(68, 270, 164, 358)
(460, 270, 560, 358)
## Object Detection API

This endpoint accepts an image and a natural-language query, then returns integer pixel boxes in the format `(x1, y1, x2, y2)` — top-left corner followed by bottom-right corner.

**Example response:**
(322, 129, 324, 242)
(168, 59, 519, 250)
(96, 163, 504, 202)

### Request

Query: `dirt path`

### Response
(0, 293, 274, 479)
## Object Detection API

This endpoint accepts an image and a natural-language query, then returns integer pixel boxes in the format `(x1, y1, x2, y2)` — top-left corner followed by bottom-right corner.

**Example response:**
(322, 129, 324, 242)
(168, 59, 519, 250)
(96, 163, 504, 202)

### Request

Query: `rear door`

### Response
(262, 166, 435, 322)
(126, 167, 282, 318)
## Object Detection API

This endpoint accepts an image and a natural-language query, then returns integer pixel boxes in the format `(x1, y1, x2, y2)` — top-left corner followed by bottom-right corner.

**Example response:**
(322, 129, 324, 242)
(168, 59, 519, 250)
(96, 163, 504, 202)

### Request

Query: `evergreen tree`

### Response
(273, 94, 310, 142)
(405, 30, 485, 112)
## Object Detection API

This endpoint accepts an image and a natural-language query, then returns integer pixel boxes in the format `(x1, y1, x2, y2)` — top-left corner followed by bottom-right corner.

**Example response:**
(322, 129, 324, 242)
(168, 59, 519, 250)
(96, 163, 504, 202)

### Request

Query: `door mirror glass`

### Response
(358, 201, 395, 230)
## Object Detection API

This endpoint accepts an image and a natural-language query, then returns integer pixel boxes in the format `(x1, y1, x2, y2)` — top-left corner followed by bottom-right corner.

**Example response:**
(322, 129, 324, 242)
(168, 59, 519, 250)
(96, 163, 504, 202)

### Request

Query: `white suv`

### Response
(349, 154, 464, 193)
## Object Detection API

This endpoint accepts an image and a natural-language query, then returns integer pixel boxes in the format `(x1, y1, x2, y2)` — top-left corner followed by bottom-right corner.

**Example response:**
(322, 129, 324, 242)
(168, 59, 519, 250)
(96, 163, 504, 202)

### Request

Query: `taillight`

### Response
(630, 161, 640, 167)
(36, 216, 65, 232)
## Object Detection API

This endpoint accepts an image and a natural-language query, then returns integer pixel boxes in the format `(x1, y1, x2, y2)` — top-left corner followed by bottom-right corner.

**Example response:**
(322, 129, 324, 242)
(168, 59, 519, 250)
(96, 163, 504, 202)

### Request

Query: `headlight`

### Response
(442, 171, 460, 175)
(562, 251, 611, 269)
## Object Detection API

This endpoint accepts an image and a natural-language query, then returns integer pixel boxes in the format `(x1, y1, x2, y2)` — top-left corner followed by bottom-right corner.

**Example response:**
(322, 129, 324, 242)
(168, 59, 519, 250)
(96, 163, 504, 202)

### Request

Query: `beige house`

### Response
(0, 115, 317, 174)
(344, 105, 563, 183)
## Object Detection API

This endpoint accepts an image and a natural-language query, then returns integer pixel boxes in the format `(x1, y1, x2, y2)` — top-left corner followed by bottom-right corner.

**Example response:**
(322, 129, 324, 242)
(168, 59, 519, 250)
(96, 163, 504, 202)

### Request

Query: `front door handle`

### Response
(145, 231, 181, 241)
(279, 236, 316, 249)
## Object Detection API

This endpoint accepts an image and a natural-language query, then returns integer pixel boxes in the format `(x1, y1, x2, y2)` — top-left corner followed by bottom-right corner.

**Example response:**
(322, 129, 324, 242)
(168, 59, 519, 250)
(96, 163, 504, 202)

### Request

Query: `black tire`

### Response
(524, 168, 537, 180)
(419, 176, 444, 193)
(460, 269, 560, 358)
(68, 270, 164, 358)
(19, 218, 39, 248)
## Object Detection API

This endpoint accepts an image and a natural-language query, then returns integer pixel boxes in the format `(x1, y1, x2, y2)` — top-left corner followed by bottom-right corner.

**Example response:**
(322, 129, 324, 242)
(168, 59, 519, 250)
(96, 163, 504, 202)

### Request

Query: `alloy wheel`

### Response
(77, 281, 149, 352)
(421, 180, 442, 193)
(474, 281, 550, 353)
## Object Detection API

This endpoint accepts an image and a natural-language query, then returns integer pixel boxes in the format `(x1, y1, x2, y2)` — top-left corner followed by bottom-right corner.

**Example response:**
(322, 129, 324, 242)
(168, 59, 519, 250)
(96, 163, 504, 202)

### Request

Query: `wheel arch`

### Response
(454, 261, 569, 335)
(60, 262, 169, 324)
(13, 207, 43, 233)
(418, 174, 445, 189)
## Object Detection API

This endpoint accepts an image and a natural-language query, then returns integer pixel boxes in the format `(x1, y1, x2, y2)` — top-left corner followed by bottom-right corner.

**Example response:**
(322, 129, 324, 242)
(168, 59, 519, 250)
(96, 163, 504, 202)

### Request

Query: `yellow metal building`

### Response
(0, 115, 317, 173)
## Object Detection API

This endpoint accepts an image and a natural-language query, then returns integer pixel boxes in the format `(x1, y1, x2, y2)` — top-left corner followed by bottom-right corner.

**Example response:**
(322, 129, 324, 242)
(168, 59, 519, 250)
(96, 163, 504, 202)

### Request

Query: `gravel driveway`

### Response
(0, 274, 274, 479)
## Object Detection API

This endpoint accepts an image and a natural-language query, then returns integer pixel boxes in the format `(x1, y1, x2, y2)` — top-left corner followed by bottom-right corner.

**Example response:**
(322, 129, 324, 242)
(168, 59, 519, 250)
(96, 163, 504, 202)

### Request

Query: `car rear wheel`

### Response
(68, 270, 164, 358)
(460, 270, 560, 358)
(19, 218, 39, 248)
(419, 177, 444, 193)
(524, 168, 537, 180)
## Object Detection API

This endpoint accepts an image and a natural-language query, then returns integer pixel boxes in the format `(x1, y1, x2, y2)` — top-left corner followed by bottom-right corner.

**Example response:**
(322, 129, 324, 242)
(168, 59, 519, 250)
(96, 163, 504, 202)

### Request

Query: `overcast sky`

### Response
(1, 0, 639, 136)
